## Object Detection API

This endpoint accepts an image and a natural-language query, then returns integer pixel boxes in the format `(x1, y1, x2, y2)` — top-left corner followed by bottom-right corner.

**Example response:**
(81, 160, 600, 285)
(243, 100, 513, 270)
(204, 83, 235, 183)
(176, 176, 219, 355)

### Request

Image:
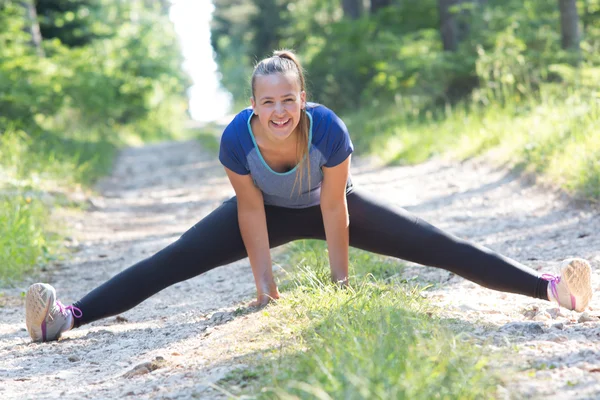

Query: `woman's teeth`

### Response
(272, 119, 290, 126)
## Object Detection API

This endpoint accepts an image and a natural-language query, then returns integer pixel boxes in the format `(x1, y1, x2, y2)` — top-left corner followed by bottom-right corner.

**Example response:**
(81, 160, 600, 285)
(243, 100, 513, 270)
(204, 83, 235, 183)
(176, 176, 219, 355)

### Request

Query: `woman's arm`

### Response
(225, 167, 279, 306)
(320, 156, 351, 285)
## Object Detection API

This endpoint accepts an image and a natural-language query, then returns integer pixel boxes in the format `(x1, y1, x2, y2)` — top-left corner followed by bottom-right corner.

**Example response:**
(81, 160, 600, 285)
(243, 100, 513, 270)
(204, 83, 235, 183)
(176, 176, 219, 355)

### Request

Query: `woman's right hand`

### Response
(250, 279, 280, 307)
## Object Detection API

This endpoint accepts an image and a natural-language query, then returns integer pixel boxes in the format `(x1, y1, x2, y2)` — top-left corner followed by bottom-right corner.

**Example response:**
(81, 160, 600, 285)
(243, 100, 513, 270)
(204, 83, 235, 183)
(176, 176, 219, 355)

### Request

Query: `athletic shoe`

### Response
(542, 258, 593, 312)
(25, 283, 82, 342)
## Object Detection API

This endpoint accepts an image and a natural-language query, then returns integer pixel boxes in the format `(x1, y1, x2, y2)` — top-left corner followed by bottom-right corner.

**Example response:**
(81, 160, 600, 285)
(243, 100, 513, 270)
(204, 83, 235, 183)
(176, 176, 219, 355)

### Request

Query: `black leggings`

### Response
(73, 189, 548, 327)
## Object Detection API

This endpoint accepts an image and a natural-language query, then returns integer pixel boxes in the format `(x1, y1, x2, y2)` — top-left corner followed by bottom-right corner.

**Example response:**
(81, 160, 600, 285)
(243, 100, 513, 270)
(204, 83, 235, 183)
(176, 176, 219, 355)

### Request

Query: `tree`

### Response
(249, 0, 287, 59)
(439, 0, 461, 51)
(558, 0, 581, 51)
(18, 0, 44, 56)
(370, 0, 392, 14)
(438, 0, 487, 52)
(342, 0, 362, 19)
(35, 0, 101, 47)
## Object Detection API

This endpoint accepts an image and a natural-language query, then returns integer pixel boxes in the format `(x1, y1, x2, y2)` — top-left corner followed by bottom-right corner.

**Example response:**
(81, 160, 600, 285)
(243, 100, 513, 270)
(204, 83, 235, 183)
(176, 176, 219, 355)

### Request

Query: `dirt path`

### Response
(1, 140, 599, 399)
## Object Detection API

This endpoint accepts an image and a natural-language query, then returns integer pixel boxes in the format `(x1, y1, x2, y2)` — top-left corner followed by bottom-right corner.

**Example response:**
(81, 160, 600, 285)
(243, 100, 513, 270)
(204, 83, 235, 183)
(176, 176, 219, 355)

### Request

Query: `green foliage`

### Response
(0, 126, 117, 282)
(1, 0, 189, 134)
(0, 194, 55, 284)
(211, 0, 258, 102)
(222, 240, 496, 399)
(344, 83, 600, 200)
(36, 0, 101, 47)
(210, 0, 600, 109)
(212, 0, 600, 200)
(0, 4, 63, 130)
(0, 0, 190, 281)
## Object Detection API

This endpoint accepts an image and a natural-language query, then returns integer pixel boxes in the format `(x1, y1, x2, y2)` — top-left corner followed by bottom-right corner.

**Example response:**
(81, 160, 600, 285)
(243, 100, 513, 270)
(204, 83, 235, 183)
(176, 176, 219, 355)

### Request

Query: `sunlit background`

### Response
(169, 0, 232, 122)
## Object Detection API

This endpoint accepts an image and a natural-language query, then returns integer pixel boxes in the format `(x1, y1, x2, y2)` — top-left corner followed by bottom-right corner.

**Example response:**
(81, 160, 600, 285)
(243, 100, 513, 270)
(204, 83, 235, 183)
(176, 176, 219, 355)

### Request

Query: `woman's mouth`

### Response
(270, 118, 291, 129)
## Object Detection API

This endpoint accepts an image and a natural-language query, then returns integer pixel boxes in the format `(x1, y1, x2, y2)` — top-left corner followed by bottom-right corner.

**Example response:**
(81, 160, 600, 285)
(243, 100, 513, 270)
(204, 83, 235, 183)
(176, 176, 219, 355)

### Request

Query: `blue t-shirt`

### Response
(219, 102, 354, 208)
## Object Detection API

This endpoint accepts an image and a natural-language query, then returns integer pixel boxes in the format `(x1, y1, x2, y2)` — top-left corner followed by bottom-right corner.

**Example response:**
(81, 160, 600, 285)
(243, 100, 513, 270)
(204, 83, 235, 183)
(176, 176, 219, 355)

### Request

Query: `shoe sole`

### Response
(25, 283, 55, 342)
(562, 258, 593, 312)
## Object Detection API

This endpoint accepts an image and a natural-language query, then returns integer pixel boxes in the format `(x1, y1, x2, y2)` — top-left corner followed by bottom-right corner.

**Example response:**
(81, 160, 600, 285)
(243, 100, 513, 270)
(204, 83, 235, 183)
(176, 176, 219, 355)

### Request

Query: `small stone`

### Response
(210, 312, 233, 324)
(68, 355, 80, 362)
(534, 312, 552, 321)
(546, 308, 563, 319)
(578, 312, 598, 323)
(122, 359, 165, 379)
(500, 322, 544, 335)
(522, 305, 539, 320)
(549, 334, 568, 342)
(552, 322, 565, 330)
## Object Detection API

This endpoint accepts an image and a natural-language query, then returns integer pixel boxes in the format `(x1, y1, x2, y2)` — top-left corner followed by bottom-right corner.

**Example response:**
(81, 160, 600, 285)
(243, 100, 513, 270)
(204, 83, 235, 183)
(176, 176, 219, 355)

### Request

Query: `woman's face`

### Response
(251, 72, 306, 143)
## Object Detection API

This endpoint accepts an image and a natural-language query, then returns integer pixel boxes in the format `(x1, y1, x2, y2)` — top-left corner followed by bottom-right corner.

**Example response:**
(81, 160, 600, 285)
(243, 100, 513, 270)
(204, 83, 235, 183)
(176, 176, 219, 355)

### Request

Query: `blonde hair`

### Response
(251, 49, 310, 196)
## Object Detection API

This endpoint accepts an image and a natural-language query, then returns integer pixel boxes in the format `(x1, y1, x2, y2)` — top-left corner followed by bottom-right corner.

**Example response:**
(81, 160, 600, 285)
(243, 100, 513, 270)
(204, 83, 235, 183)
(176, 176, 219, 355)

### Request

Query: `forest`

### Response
(212, 0, 599, 198)
(0, 0, 189, 281)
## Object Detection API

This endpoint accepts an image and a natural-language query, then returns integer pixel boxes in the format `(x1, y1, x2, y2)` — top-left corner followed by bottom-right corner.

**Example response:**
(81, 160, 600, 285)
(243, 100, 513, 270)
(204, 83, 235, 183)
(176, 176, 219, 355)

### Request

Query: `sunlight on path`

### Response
(170, 0, 232, 123)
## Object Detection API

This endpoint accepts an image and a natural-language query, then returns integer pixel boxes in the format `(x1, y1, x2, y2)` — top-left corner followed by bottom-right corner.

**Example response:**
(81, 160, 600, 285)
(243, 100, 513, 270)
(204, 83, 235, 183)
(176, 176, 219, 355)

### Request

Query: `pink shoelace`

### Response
(57, 300, 83, 319)
(541, 274, 576, 310)
(41, 301, 83, 341)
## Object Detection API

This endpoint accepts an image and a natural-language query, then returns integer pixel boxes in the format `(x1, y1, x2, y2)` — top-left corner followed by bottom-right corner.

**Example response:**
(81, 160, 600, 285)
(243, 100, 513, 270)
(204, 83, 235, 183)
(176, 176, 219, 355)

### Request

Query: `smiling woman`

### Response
(251, 73, 304, 146)
(25, 50, 594, 344)
(252, 73, 303, 141)
(249, 51, 311, 201)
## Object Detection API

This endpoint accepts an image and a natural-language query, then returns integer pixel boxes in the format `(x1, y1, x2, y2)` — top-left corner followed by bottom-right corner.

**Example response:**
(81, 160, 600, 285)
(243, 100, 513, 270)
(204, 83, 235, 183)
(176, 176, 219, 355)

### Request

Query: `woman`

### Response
(26, 50, 593, 342)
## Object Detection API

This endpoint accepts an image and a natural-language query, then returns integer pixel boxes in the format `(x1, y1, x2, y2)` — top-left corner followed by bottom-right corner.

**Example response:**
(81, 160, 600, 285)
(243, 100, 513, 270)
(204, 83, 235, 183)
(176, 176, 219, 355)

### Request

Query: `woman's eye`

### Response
(263, 101, 272, 104)
(284, 99, 294, 103)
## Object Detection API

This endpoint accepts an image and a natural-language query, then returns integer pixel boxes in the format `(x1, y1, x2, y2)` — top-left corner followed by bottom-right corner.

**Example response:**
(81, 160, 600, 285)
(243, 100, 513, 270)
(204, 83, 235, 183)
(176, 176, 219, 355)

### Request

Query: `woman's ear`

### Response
(250, 97, 256, 113)
(300, 91, 306, 109)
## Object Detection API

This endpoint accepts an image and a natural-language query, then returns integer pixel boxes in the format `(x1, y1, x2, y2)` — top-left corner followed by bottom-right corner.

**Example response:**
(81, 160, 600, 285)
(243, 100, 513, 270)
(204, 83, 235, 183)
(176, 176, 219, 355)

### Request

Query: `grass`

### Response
(0, 105, 203, 283)
(2, 130, 118, 188)
(191, 124, 222, 154)
(0, 128, 119, 283)
(219, 240, 498, 399)
(345, 83, 600, 201)
(0, 115, 222, 283)
(0, 195, 58, 283)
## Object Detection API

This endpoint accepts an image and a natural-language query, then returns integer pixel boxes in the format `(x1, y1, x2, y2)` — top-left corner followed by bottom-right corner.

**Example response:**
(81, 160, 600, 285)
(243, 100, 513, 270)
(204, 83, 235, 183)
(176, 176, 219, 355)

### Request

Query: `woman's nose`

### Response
(274, 102, 285, 114)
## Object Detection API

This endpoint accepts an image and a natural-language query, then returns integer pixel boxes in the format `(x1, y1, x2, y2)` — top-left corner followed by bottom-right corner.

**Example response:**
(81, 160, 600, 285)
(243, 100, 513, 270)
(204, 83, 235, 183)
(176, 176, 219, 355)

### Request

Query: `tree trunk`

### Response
(439, 0, 461, 51)
(342, 0, 363, 20)
(19, 0, 44, 56)
(438, 0, 484, 52)
(370, 0, 392, 14)
(251, 0, 284, 59)
(558, 0, 581, 51)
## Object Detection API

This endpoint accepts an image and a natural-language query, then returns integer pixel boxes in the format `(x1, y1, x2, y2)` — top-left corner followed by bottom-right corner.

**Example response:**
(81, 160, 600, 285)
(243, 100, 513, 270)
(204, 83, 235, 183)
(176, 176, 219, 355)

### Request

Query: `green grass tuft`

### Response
(0, 129, 118, 188)
(345, 83, 600, 201)
(222, 240, 497, 399)
(0, 195, 57, 284)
